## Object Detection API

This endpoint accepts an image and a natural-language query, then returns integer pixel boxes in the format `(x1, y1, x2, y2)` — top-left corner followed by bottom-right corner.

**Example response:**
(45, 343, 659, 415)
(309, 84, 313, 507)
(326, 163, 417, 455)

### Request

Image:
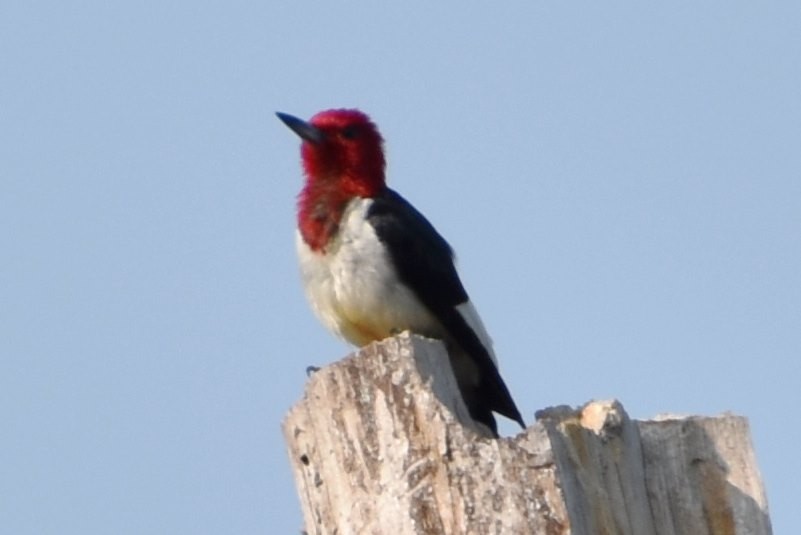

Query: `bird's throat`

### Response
(297, 186, 350, 252)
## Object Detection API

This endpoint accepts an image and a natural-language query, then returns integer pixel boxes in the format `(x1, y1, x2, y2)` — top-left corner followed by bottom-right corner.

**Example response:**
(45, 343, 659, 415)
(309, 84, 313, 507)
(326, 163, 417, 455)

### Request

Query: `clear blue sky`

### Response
(2, 2, 798, 533)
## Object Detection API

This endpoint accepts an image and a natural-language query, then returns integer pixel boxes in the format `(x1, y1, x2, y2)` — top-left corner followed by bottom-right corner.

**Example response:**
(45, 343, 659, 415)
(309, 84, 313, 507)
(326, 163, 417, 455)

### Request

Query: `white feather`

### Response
(296, 197, 439, 347)
(455, 301, 498, 366)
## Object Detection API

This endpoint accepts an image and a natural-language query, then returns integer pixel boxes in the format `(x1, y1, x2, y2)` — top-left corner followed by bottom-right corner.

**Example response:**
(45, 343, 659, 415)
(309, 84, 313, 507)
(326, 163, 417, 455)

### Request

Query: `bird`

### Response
(277, 108, 524, 436)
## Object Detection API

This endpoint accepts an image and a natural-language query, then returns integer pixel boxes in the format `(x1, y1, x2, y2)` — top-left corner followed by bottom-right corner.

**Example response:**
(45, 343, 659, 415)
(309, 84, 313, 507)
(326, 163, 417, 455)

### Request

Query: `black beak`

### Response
(276, 112, 325, 144)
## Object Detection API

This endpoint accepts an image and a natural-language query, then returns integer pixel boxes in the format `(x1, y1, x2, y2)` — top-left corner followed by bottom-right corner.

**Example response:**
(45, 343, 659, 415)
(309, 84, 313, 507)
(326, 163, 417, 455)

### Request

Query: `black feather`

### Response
(367, 189, 524, 435)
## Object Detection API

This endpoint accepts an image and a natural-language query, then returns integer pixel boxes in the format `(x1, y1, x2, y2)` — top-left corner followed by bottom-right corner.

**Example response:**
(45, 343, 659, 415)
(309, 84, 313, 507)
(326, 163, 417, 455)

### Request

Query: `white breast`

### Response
(296, 197, 440, 347)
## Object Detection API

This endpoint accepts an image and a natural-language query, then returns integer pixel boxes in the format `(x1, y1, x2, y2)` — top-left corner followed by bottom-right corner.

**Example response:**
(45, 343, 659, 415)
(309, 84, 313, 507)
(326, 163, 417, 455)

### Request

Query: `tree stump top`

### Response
(283, 333, 771, 535)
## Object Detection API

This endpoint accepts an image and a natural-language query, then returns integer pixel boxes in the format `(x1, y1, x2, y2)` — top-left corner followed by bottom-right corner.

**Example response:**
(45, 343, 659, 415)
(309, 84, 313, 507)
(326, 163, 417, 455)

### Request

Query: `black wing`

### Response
(367, 188, 524, 434)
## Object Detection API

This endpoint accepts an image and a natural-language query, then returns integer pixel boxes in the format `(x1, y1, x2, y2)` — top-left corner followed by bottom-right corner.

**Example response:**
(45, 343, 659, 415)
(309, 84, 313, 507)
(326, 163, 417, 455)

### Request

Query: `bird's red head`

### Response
(278, 109, 386, 197)
(278, 109, 387, 250)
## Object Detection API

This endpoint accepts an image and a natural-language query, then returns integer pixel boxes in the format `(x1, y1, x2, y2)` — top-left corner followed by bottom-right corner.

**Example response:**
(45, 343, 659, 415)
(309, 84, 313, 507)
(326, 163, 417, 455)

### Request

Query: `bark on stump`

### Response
(283, 333, 771, 535)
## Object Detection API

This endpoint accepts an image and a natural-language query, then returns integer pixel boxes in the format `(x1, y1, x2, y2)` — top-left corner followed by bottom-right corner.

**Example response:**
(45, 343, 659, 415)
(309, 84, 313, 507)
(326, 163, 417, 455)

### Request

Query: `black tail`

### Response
(456, 363, 525, 437)
(440, 310, 525, 437)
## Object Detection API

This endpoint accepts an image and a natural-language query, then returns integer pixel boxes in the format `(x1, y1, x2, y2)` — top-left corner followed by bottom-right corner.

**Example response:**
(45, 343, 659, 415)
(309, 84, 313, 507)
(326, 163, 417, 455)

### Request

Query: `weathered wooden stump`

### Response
(283, 333, 771, 535)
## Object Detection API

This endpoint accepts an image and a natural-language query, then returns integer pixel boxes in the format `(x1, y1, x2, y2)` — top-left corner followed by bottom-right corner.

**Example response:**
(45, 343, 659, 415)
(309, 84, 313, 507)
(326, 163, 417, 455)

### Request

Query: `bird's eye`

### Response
(341, 126, 358, 139)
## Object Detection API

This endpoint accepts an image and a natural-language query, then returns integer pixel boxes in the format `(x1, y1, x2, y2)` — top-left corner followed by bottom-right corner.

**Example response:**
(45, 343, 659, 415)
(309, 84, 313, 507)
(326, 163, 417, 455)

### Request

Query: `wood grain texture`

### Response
(283, 333, 771, 535)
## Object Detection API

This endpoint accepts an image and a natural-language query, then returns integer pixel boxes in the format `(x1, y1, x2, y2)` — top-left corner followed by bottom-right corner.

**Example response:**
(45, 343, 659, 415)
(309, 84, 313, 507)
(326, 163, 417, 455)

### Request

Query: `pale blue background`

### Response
(2, 2, 799, 533)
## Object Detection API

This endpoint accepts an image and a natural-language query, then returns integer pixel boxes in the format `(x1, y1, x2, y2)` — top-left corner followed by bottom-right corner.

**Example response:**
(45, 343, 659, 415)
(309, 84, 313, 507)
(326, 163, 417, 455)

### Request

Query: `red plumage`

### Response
(296, 109, 387, 251)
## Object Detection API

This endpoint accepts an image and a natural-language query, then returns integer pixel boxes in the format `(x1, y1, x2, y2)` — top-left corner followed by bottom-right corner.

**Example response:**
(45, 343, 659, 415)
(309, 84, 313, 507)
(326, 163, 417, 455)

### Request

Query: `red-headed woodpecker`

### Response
(277, 109, 524, 436)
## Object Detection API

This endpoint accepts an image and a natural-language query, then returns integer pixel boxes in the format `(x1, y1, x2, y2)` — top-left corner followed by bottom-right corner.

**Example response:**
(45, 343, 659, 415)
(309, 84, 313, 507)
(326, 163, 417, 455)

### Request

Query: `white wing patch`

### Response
(455, 301, 498, 366)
